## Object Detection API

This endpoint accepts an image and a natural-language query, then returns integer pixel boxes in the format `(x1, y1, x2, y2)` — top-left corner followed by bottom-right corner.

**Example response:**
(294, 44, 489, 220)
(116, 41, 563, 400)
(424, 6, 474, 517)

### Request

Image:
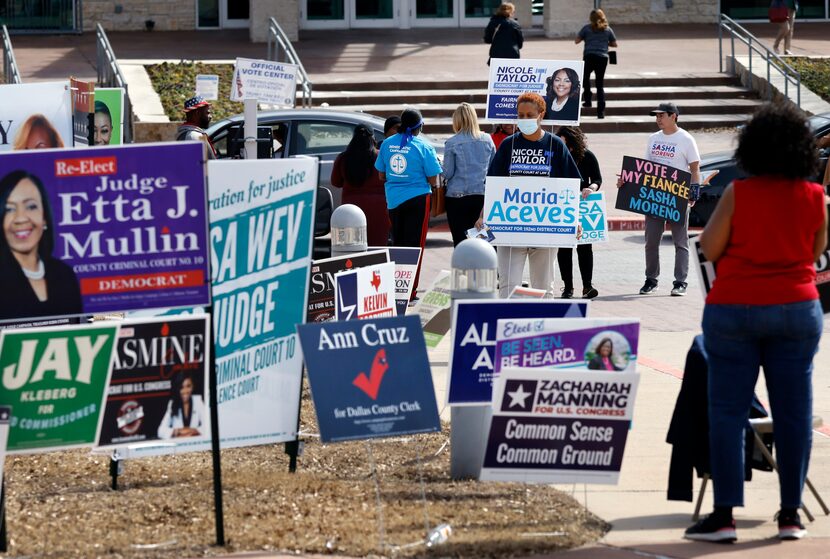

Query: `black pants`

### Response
(556, 244, 594, 291)
(390, 193, 431, 298)
(583, 54, 609, 114)
(445, 194, 484, 247)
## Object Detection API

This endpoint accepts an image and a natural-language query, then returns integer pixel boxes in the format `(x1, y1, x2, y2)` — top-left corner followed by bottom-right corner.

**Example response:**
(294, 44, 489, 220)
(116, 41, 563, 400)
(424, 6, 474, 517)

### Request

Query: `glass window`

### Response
(465, 0, 500, 18)
(721, 0, 826, 19)
(357, 0, 394, 18)
(308, 0, 345, 19)
(417, 0, 453, 18)
(198, 0, 220, 27)
(228, 0, 250, 19)
(293, 121, 356, 156)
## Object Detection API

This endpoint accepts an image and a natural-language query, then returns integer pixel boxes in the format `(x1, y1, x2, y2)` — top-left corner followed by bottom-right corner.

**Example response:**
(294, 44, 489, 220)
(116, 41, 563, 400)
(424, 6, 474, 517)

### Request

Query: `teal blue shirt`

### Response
(375, 134, 442, 209)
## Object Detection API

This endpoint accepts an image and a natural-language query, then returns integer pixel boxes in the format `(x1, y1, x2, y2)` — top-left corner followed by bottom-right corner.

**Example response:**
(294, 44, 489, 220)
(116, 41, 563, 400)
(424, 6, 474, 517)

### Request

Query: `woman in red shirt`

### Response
(686, 103, 827, 543)
(331, 125, 390, 247)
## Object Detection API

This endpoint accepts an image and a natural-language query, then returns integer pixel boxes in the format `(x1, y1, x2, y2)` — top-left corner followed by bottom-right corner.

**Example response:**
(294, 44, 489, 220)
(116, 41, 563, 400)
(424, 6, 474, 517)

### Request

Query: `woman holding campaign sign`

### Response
(0, 170, 82, 320)
(687, 103, 826, 543)
(481, 92, 582, 298)
(544, 68, 581, 123)
(556, 126, 601, 299)
(331, 125, 390, 247)
(443, 103, 496, 246)
(376, 108, 442, 299)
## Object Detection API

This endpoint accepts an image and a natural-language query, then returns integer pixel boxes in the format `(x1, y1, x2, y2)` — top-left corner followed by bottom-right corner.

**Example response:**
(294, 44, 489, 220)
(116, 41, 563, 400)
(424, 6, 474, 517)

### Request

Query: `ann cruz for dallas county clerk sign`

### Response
(297, 315, 440, 443)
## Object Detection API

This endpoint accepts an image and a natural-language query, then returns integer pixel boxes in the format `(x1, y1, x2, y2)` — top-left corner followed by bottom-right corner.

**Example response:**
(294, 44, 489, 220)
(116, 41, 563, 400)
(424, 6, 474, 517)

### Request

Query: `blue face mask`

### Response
(517, 118, 539, 136)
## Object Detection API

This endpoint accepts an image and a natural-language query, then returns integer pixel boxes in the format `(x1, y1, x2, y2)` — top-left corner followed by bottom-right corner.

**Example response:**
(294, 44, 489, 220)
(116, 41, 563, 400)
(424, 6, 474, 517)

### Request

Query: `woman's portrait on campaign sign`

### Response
(585, 331, 630, 371)
(544, 67, 581, 123)
(157, 371, 206, 439)
(12, 114, 66, 150)
(0, 170, 83, 321)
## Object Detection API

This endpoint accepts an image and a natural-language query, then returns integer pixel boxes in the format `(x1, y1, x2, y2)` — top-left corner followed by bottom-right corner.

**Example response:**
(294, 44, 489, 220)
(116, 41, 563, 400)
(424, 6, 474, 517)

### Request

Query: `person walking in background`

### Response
(620, 102, 700, 297)
(491, 123, 516, 149)
(331, 125, 390, 247)
(484, 2, 523, 66)
(375, 108, 442, 299)
(687, 102, 826, 543)
(575, 9, 618, 120)
(176, 96, 216, 159)
(556, 126, 601, 299)
(773, 0, 798, 55)
(443, 103, 496, 246)
(484, 92, 582, 298)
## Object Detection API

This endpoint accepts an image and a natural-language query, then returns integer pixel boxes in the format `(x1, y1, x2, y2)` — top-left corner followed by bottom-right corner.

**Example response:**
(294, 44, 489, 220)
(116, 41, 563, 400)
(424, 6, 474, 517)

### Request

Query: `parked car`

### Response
(692, 111, 830, 227)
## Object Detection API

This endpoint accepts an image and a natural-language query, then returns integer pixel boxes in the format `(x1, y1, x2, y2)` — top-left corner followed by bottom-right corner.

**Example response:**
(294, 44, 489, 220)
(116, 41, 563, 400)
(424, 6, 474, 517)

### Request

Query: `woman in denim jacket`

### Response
(442, 103, 496, 246)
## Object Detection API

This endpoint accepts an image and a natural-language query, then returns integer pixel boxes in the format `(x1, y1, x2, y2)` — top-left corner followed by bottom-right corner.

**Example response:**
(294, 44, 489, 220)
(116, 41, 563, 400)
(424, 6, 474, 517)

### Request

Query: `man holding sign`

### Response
(619, 103, 700, 296)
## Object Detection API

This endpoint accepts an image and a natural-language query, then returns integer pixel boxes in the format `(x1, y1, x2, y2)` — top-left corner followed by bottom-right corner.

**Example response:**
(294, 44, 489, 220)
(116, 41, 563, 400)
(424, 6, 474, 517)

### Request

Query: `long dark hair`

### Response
(594, 337, 614, 356)
(0, 170, 56, 262)
(547, 68, 581, 101)
(170, 371, 195, 422)
(557, 126, 587, 163)
(343, 125, 378, 185)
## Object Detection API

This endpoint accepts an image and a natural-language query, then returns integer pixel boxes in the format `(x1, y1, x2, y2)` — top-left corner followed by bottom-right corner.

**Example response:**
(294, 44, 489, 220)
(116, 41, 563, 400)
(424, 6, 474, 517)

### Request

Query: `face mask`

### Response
(517, 118, 539, 136)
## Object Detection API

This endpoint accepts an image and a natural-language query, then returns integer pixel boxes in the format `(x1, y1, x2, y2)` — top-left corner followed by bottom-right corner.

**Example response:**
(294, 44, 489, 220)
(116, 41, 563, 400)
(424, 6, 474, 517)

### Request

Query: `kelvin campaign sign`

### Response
(0, 322, 118, 454)
(297, 315, 440, 443)
(615, 156, 691, 224)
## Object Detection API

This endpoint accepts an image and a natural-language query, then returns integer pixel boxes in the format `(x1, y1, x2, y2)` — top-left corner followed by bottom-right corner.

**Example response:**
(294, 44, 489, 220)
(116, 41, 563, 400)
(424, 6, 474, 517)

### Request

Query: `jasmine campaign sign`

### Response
(306, 250, 390, 323)
(494, 318, 640, 374)
(447, 300, 589, 406)
(486, 58, 585, 125)
(0, 322, 119, 454)
(297, 315, 440, 443)
(615, 156, 691, 224)
(0, 81, 73, 152)
(483, 176, 581, 248)
(0, 142, 210, 323)
(335, 261, 396, 321)
(480, 367, 639, 484)
(94, 88, 125, 146)
(231, 57, 298, 107)
(370, 246, 422, 316)
(96, 316, 211, 451)
(412, 270, 452, 349)
(208, 158, 316, 449)
(579, 192, 608, 245)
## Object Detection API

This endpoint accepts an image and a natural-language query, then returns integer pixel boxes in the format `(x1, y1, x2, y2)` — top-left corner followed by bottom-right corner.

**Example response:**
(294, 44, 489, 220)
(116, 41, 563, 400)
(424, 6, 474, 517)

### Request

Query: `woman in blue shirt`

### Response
(375, 108, 442, 299)
(443, 102, 496, 246)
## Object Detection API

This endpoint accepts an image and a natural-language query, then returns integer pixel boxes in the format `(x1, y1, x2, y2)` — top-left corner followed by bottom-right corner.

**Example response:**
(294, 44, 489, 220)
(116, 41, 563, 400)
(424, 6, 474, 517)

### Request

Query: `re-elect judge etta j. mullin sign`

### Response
(0, 143, 210, 322)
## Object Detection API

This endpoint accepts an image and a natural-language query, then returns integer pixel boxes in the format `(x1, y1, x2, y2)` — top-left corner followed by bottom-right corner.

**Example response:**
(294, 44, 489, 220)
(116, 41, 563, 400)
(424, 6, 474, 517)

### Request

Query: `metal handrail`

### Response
(266, 17, 313, 108)
(718, 13, 800, 107)
(95, 23, 133, 143)
(2, 25, 22, 84)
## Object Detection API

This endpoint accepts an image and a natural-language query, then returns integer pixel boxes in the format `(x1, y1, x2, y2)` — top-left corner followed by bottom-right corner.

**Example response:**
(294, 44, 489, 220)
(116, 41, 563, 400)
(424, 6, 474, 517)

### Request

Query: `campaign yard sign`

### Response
(370, 246, 422, 316)
(0, 81, 73, 152)
(480, 368, 639, 484)
(483, 176, 581, 248)
(306, 250, 390, 323)
(297, 315, 440, 443)
(494, 318, 640, 375)
(70, 78, 95, 146)
(208, 158, 316, 449)
(0, 142, 210, 322)
(335, 261, 396, 321)
(447, 300, 589, 406)
(0, 406, 9, 481)
(579, 192, 608, 245)
(486, 58, 585, 125)
(615, 156, 691, 224)
(196, 74, 220, 101)
(96, 316, 211, 452)
(231, 57, 298, 107)
(94, 88, 125, 146)
(412, 270, 453, 348)
(0, 322, 118, 454)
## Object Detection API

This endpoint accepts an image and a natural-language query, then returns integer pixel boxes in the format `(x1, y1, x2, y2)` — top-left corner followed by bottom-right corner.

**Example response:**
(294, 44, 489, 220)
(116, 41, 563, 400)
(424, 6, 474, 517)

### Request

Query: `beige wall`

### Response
(83, 0, 197, 32)
(251, 0, 299, 42)
(598, 0, 718, 24)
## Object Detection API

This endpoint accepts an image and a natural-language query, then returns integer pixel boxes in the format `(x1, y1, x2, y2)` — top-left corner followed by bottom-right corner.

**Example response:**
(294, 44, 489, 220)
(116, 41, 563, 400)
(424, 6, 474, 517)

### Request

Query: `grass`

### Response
(789, 58, 830, 103)
(146, 61, 242, 122)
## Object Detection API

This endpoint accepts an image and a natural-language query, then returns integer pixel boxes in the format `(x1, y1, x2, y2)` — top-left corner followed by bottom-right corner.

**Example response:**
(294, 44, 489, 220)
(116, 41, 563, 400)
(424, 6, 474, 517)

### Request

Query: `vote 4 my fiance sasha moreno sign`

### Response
(297, 315, 440, 443)
(0, 143, 210, 322)
(615, 156, 691, 224)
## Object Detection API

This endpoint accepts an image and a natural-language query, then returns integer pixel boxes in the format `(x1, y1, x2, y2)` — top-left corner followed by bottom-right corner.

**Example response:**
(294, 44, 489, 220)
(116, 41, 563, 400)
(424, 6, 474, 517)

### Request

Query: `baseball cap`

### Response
(649, 102, 679, 116)
(184, 95, 210, 112)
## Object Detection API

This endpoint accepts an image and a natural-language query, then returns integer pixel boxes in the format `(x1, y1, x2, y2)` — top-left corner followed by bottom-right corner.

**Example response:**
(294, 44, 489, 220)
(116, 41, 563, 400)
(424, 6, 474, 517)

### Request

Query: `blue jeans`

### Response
(703, 300, 823, 508)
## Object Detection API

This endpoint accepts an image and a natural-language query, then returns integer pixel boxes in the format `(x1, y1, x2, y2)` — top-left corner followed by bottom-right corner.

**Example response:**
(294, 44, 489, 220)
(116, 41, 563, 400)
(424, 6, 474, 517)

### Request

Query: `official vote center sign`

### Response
(297, 315, 440, 443)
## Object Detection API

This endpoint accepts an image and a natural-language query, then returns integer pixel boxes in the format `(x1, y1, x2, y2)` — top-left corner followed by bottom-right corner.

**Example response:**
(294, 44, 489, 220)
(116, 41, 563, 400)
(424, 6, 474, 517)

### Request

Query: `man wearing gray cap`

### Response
(638, 102, 700, 296)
